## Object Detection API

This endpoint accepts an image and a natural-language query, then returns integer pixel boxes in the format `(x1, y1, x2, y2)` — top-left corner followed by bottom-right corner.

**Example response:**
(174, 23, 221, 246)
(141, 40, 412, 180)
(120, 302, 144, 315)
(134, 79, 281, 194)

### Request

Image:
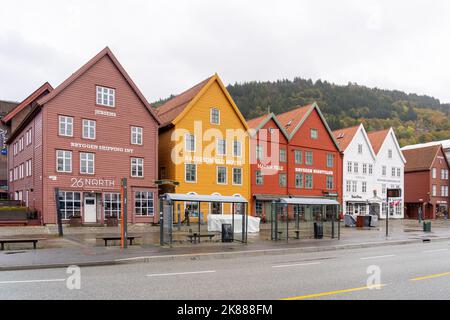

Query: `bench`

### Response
(0, 238, 45, 250)
(97, 236, 141, 247)
(186, 233, 215, 243)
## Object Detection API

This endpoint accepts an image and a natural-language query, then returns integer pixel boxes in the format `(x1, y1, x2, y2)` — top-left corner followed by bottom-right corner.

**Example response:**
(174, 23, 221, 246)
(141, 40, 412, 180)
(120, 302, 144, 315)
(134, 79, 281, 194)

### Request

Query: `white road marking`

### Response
(422, 248, 449, 254)
(0, 279, 66, 285)
(360, 254, 396, 260)
(146, 270, 216, 277)
(272, 262, 321, 268)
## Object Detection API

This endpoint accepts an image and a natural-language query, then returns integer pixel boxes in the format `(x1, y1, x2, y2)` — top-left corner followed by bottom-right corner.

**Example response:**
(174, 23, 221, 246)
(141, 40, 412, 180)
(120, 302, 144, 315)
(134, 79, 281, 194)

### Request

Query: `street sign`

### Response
(387, 188, 401, 198)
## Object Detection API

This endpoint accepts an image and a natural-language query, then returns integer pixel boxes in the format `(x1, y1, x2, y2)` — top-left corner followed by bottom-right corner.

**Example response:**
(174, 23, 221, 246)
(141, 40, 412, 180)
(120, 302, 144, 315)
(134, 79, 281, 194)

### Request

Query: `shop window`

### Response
(134, 191, 154, 216)
(58, 191, 81, 219)
(104, 193, 121, 218)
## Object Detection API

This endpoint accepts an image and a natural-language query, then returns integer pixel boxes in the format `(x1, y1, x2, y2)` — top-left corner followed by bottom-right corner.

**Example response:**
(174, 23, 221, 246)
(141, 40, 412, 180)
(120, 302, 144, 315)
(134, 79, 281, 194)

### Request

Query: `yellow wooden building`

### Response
(157, 74, 250, 220)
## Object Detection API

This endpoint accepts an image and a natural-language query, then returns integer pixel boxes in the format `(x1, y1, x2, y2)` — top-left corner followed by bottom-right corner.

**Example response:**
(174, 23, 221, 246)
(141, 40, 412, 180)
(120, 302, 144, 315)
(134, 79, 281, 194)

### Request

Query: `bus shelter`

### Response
(159, 193, 249, 245)
(270, 197, 340, 241)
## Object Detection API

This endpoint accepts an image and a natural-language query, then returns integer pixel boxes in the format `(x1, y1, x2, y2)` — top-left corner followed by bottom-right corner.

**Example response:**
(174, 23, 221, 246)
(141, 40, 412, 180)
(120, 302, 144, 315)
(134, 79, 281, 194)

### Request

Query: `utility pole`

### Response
(121, 178, 128, 249)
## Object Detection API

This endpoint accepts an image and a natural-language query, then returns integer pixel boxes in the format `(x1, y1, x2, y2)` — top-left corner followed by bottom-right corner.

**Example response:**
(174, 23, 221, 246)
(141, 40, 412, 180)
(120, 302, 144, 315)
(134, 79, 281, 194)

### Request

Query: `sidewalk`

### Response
(1, 219, 450, 271)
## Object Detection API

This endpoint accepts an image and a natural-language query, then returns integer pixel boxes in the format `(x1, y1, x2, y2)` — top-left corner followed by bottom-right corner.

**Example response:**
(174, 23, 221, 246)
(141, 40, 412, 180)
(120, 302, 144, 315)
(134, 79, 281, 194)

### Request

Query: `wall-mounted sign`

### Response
(295, 167, 333, 175)
(351, 195, 363, 199)
(183, 155, 243, 166)
(0, 128, 8, 155)
(95, 109, 117, 117)
(257, 163, 284, 171)
(70, 142, 134, 154)
(70, 177, 116, 189)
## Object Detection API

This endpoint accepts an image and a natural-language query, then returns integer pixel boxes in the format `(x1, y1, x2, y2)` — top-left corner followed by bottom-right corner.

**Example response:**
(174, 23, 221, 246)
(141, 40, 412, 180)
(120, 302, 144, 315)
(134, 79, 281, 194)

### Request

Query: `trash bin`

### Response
(314, 222, 323, 239)
(222, 223, 233, 242)
(423, 221, 431, 232)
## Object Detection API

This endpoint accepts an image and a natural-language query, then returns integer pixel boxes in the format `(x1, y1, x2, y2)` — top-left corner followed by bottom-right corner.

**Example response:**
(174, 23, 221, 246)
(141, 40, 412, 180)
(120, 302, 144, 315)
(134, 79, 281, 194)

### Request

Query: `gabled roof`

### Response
(246, 112, 290, 140)
(367, 128, 390, 155)
(37, 47, 160, 124)
(0, 100, 19, 117)
(276, 102, 341, 151)
(402, 145, 446, 172)
(156, 74, 248, 130)
(156, 76, 213, 125)
(2, 82, 53, 123)
(332, 125, 360, 151)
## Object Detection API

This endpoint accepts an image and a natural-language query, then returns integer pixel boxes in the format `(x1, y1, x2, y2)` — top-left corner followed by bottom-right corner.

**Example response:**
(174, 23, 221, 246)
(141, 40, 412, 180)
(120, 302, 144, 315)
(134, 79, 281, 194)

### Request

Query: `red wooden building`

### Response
(5, 47, 161, 225)
(403, 145, 450, 219)
(248, 103, 343, 220)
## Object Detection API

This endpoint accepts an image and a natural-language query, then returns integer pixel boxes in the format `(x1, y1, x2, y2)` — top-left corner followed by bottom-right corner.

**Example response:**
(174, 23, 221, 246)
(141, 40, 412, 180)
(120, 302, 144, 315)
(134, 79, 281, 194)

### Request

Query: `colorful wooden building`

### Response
(248, 103, 343, 220)
(156, 74, 250, 220)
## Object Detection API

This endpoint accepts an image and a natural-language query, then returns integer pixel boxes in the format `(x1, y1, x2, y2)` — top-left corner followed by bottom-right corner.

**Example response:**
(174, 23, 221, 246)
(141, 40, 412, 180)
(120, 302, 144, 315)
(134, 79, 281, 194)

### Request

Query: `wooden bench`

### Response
(186, 233, 215, 243)
(0, 238, 45, 250)
(97, 236, 141, 247)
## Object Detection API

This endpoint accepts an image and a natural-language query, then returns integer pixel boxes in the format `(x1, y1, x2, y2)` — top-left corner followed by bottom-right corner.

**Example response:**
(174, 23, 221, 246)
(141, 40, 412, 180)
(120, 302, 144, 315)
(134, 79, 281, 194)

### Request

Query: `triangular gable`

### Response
(403, 145, 441, 172)
(2, 82, 53, 124)
(171, 74, 249, 130)
(375, 128, 406, 164)
(247, 112, 290, 140)
(334, 124, 376, 161)
(286, 102, 342, 152)
(37, 47, 161, 124)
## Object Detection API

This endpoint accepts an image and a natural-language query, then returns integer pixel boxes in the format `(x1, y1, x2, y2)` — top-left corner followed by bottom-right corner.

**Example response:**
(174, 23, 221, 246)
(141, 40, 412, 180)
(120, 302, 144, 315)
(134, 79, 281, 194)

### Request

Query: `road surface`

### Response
(1, 240, 450, 300)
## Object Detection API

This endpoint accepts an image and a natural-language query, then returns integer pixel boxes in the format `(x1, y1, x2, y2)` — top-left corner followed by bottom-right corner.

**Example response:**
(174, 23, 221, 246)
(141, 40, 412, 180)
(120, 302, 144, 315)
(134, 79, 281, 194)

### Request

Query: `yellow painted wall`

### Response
(159, 79, 250, 219)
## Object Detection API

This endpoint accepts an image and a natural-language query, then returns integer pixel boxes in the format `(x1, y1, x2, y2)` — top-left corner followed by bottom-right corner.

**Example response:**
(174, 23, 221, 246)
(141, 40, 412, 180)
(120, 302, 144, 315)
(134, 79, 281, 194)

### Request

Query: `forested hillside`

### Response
(226, 78, 450, 146)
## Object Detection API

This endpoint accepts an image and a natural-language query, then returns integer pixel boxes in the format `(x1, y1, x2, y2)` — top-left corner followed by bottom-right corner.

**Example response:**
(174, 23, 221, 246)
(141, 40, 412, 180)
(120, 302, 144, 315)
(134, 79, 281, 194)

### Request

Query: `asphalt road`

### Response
(1, 240, 450, 300)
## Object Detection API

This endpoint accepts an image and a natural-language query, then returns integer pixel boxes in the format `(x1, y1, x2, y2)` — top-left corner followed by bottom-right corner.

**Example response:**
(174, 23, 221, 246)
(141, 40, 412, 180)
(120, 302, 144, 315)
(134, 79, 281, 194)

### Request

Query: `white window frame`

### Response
(382, 166, 387, 176)
(233, 140, 242, 157)
(369, 164, 373, 175)
(347, 161, 352, 173)
(432, 184, 437, 196)
(59, 115, 73, 137)
(305, 151, 313, 165)
(279, 173, 287, 187)
(216, 166, 227, 185)
(9, 169, 13, 182)
(280, 148, 287, 162)
(327, 154, 334, 168)
(130, 126, 143, 145)
(305, 174, 313, 189)
(80, 152, 95, 175)
(96, 86, 115, 107)
(352, 181, 357, 193)
(19, 137, 24, 151)
(104, 193, 121, 218)
(358, 144, 363, 154)
(56, 150, 72, 173)
(185, 163, 197, 183)
(294, 150, 302, 164)
(326, 175, 333, 190)
(354, 162, 359, 174)
(362, 181, 367, 193)
(13, 143, 17, 156)
(346, 180, 351, 192)
(388, 149, 393, 159)
(185, 133, 196, 152)
(295, 173, 303, 188)
(131, 157, 144, 178)
(82, 119, 96, 140)
(216, 139, 226, 156)
(210, 108, 220, 125)
(310, 129, 318, 140)
(256, 145, 263, 161)
(134, 191, 154, 216)
(232, 167, 242, 185)
(432, 168, 437, 179)
(256, 170, 263, 185)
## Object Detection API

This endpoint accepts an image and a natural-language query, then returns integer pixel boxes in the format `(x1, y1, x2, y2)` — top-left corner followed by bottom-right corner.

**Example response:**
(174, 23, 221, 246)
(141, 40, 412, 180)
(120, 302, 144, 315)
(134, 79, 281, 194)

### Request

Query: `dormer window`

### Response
(96, 86, 115, 107)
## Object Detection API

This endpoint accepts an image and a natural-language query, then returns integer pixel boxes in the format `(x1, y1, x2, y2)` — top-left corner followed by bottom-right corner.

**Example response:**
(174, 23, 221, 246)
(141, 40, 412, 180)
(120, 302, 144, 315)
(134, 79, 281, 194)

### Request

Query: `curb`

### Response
(1, 236, 450, 271)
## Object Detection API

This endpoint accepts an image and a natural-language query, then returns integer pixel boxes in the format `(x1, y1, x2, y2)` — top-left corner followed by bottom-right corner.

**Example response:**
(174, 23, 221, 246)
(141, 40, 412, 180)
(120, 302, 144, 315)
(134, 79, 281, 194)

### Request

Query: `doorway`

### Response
(84, 193, 97, 223)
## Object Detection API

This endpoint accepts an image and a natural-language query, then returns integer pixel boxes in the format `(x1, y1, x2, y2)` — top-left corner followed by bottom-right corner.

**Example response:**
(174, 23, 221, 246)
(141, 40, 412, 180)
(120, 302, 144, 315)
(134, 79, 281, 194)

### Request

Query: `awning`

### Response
(253, 194, 285, 201)
(162, 193, 248, 203)
(279, 197, 340, 205)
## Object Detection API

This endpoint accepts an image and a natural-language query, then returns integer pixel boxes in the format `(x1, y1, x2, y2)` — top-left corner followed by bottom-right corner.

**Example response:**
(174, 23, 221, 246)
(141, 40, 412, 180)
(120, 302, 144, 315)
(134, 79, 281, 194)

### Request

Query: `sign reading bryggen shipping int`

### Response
(70, 142, 134, 154)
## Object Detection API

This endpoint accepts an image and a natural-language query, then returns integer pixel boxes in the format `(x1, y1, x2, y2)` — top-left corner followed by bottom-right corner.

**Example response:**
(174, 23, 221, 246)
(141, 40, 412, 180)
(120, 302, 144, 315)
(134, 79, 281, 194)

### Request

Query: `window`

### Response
(256, 145, 263, 161)
(104, 193, 121, 218)
(80, 119, 96, 140)
(210, 108, 220, 124)
(185, 133, 196, 152)
(233, 140, 242, 157)
(26, 159, 32, 177)
(352, 181, 357, 193)
(58, 191, 81, 219)
(80, 152, 95, 174)
(441, 186, 446, 197)
(362, 181, 367, 193)
(369, 164, 373, 175)
(13, 143, 17, 156)
(134, 191, 154, 216)
(441, 169, 446, 180)
(346, 180, 351, 192)
(382, 184, 387, 195)
(444, 170, 449, 180)
(382, 166, 387, 176)
(295, 173, 303, 188)
(19, 137, 24, 151)
(131, 157, 144, 177)
(305, 174, 313, 189)
(256, 170, 264, 185)
(358, 144, 363, 154)
(217, 166, 227, 184)
(443, 186, 449, 197)
(432, 184, 437, 196)
(279, 173, 287, 187)
(305, 151, 313, 165)
(280, 149, 286, 162)
(216, 139, 226, 156)
(9, 170, 12, 182)
(327, 154, 334, 168)
(294, 150, 302, 164)
(255, 201, 263, 217)
(185, 164, 197, 182)
(362, 163, 367, 175)
(391, 167, 396, 177)
(59, 116, 73, 137)
(130, 126, 143, 145)
(19, 164, 24, 179)
(26, 128, 32, 146)
(310, 129, 318, 139)
(397, 168, 401, 177)
(56, 150, 72, 173)
(232, 168, 242, 185)
(432, 168, 437, 179)
(388, 149, 393, 159)
(13, 167, 18, 181)
(326, 176, 333, 189)
(347, 161, 352, 173)
(354, 162, 359, 174)
(96, 86, 115, 107)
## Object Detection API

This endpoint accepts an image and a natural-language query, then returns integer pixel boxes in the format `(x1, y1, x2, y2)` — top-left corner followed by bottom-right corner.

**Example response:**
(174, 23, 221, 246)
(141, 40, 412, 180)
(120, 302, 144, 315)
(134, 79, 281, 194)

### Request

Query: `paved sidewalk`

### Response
(1, 219, 449, 270)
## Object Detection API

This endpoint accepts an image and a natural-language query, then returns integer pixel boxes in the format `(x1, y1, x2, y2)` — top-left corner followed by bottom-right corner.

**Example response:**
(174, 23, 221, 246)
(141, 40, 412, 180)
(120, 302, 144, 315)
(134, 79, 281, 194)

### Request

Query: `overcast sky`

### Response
(1, 0, 450, 104)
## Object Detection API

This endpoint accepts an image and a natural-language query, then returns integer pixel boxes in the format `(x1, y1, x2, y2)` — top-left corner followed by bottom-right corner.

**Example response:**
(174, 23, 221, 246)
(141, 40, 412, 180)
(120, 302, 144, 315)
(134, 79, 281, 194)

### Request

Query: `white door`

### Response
(84, 195, 97, 223)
